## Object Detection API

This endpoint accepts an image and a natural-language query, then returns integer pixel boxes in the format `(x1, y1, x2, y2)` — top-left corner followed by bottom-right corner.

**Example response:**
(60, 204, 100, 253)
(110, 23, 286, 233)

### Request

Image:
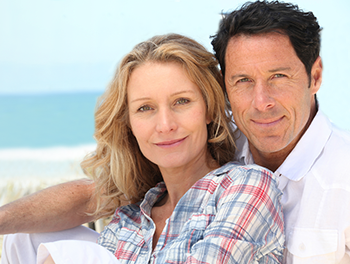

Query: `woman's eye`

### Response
(175, 98, 190, 105)
(138, 105, 152, 112)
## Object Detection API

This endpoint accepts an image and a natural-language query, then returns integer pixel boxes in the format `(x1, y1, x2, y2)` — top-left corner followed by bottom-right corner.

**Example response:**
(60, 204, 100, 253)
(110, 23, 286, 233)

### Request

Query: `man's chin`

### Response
(249, 138, 290, 155)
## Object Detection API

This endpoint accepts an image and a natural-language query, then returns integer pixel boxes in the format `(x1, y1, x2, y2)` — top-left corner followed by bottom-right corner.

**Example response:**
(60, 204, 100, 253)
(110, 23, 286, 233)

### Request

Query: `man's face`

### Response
(224, 32, 322, 159)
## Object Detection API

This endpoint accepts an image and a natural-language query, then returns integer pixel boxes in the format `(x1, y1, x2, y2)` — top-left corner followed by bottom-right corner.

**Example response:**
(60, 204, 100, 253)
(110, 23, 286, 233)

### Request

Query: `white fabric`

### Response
(235, 110, 350, 263)
(0, 225, 99, 264)
(37, 240, 121, 264)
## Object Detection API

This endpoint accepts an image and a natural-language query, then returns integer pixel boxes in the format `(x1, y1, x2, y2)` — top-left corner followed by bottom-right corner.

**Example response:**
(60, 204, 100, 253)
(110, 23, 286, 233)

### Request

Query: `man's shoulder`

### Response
(311, 118, 350, 186)
(309, 111, 350, 154)
(329, 122, 350, 142)
(325, 120, 350, 155)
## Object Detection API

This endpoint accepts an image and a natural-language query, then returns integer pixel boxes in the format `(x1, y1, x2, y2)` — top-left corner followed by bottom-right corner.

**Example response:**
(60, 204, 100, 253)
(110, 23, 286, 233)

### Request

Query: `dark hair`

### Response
(211, 0, 322, 84)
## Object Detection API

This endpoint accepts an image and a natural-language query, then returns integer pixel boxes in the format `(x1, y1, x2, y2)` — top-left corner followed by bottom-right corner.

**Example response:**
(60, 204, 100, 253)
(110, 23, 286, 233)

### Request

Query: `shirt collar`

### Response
(140, 164, 234, 215)
(234, 129, 254, 165)
(276, 110, 332, 181)
(234, 110, 332, 181)
(141, 182, 167, 217)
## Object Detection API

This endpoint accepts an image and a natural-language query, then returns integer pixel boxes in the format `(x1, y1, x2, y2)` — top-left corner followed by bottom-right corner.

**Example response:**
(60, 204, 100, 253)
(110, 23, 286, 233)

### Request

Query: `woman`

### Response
(38, 33, 284, 263)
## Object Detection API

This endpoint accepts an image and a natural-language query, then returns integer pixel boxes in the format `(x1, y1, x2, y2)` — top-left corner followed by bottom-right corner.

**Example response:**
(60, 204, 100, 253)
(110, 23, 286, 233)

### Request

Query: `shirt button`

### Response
(299, 243, 306, 251)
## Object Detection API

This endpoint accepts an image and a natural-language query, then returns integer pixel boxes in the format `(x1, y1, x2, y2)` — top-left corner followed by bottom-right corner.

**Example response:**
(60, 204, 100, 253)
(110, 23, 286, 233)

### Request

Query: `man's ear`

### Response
(310, 56, 323, 94)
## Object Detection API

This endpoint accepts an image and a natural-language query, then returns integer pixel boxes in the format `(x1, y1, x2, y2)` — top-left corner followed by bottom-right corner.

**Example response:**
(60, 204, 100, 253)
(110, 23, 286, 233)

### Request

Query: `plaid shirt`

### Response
(98, 162, 285, 263)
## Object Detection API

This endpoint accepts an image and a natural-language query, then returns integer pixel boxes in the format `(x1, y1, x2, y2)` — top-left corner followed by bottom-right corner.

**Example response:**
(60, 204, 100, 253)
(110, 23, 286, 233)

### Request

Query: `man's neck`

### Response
(250, 144, 292, 172)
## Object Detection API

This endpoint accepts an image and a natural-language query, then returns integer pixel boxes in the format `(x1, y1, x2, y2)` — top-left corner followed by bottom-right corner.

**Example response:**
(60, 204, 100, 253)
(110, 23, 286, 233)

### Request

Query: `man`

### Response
(1, 1, 350, 263)
(210, 1, 350, 263)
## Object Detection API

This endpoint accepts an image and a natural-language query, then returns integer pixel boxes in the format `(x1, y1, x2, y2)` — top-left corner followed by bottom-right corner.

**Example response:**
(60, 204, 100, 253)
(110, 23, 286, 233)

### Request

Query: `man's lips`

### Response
(251, 116, 284, 127)
(155, 137, 187, 148)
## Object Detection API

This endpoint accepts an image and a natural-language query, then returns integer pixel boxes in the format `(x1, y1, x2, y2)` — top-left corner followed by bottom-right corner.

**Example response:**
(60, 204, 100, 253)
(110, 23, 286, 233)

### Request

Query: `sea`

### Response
(0, 93, 102, 205)
(0, 91, 349, 205)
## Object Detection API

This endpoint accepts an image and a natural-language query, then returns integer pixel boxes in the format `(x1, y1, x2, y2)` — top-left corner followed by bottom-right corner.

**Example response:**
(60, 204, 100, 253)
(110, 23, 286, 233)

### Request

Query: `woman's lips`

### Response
(155, 137, 187, 148)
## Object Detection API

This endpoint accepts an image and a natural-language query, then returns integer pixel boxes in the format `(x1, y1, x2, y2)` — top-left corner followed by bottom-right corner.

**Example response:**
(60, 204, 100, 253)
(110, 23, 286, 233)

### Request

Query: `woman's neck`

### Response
(159, 155, 219, 209)
(151, 154, 219, 251)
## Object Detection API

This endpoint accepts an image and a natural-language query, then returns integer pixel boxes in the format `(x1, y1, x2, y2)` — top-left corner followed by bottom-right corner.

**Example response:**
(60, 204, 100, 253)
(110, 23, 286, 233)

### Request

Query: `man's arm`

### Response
(0, 179, 97, 235)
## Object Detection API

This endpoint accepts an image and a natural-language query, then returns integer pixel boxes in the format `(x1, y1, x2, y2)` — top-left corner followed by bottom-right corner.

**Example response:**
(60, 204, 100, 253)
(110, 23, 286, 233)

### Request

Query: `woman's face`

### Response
(127, 62, 210, 173)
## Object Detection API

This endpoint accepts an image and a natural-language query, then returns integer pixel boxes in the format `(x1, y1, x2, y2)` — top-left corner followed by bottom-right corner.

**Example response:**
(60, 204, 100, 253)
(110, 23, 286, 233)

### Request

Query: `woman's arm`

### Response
(185, 166, 285, 263)
(0, 179, 97, 234)
(97, 166, 285, 263)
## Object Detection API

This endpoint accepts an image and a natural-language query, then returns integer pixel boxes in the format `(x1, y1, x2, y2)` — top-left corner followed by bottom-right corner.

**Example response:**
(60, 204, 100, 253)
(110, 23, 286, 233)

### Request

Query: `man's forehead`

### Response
(226, 31, 290, 50)
(224, 33, 298, 67)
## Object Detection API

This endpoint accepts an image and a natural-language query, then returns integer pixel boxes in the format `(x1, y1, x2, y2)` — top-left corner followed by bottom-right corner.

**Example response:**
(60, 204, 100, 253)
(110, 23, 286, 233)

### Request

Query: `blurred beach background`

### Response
(0, 0, 350, 258)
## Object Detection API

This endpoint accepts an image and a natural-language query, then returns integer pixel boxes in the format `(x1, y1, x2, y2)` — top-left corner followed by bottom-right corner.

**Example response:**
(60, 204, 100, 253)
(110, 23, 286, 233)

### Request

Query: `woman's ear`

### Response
(206, 112, 212, 125)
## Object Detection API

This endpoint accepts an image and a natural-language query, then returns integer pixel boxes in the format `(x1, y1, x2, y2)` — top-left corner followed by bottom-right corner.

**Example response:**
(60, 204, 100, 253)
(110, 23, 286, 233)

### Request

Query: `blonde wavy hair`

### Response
(81, 33, 236, 217)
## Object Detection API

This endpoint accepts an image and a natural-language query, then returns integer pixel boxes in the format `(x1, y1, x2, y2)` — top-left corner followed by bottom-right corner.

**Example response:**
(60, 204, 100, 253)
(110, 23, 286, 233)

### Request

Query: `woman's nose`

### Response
(155, 108, 177, 133)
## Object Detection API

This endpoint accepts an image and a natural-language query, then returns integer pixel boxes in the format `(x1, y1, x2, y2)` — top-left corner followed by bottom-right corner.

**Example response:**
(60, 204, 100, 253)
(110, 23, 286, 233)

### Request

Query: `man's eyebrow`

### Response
(227, 74, 248, 82)
(269, 67, 291, 72)
(228, 67, 292, 81)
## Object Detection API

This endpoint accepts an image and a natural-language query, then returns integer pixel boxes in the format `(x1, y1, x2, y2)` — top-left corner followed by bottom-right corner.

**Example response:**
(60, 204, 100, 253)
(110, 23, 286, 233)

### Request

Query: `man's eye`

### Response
(237, 78, 250, 83)
(138, 105, 152, 112)
(274, 74, 286, 78)
(175, 98, 190, 105)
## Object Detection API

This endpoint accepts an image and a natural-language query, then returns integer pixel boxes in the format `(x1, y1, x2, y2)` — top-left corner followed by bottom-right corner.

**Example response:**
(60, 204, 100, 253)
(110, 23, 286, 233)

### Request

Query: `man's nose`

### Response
(251, 82, 275, 111)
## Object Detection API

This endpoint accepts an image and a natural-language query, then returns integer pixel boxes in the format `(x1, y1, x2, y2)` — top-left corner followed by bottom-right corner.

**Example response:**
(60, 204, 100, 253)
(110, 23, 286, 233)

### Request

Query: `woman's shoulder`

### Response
(212, 161, 275, 180)
(204, 161, 280, 195)
(109, 203, 141, 225)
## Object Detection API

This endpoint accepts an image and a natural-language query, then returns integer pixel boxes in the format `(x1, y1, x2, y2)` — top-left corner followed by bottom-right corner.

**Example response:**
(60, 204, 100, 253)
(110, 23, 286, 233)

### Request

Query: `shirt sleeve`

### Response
(185, 166, 285, 263)
(37, 240, 122, 264)
(98, 214, 122, 255)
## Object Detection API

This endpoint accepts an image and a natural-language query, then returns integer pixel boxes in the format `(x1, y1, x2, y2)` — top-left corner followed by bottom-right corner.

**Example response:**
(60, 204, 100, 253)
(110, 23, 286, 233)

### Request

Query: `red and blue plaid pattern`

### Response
(98, 162, 285, 263)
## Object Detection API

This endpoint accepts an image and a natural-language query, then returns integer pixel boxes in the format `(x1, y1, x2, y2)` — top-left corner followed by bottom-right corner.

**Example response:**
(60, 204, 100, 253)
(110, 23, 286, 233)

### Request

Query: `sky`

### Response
(0, 0, 349, 129)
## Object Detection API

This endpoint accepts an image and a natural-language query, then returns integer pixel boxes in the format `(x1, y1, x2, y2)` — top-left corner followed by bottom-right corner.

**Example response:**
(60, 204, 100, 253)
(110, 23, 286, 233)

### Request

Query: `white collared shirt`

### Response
(234, 110, 350, 263)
